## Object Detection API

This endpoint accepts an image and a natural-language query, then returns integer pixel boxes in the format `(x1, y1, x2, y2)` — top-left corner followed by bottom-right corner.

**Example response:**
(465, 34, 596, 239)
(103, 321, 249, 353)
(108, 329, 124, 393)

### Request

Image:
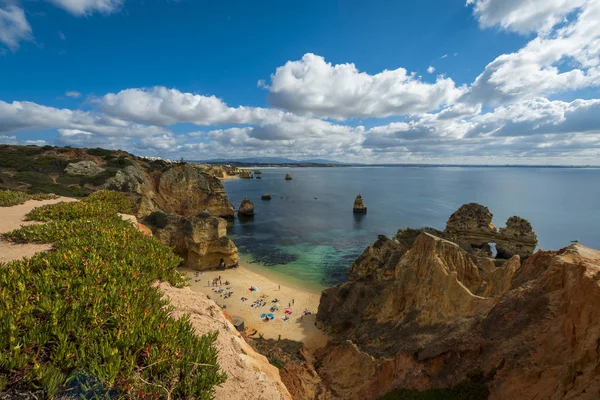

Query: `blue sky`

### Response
(1, 0, 599, 164)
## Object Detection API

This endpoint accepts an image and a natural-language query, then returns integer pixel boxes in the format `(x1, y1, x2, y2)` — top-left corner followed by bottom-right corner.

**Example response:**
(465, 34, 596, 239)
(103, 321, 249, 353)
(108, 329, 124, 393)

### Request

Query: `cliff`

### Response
(314, 204, 600, 400)
(157, 283, 292, 400)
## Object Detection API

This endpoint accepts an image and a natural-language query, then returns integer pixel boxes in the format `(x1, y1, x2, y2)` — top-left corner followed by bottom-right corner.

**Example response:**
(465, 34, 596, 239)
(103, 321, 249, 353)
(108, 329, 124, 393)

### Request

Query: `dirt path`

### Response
(0, 197, 76, 264)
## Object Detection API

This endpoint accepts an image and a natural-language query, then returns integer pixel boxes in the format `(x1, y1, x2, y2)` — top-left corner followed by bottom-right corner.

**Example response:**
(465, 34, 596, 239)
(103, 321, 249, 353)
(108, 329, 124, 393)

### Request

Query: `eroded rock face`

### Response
(445, 203, 537, 258)
(64, 160, 105, 176)
(285, 173, 293, 180)
(314, 205, 600, 400)
(352, 195, 367, 214)
(157, 283, 292, 400)
(153, 164, 235, 219)
(143, 212, 238, 270)
(238, 197, 255, 217)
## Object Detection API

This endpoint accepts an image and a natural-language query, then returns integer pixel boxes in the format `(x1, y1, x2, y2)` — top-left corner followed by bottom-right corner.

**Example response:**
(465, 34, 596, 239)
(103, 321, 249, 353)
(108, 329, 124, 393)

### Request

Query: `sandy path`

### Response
(182, 265, 329, 351)
(0, 197, 76, 264)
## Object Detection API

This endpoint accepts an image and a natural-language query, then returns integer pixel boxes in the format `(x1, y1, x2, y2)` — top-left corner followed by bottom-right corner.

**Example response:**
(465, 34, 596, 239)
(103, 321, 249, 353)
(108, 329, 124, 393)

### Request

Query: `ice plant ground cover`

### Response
(0, 190, 58, 207)
(0, 190, 227, 398)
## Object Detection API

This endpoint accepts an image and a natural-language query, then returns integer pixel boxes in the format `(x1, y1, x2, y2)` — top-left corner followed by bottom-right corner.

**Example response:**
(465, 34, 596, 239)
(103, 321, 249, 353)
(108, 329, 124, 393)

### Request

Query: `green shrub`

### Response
(106, 156, 133, 169)
(0, 189, 29, 207)
(0, 190, 58, 207)
(0, 194, 226, 398)
(87, 148, 114, 157)
(14, 171, 54, 186)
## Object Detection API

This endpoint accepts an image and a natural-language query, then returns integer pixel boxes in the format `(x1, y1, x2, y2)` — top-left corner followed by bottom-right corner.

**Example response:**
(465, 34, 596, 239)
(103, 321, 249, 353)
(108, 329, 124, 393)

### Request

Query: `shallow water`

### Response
(224, 167, 600, 289)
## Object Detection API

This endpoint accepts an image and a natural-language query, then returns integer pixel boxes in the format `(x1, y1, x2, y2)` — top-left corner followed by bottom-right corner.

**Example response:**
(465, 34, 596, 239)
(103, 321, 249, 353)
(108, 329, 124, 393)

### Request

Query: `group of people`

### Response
(209, 275, 230, 287)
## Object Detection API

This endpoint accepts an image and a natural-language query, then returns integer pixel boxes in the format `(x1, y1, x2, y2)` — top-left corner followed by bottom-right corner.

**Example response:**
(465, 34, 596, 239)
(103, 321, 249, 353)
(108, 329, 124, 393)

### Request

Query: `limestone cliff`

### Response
(445, 203, 538, 258)
(314, 204, 600, 400)
(143, 211, 238, 271)
(157, 283, 292, 400)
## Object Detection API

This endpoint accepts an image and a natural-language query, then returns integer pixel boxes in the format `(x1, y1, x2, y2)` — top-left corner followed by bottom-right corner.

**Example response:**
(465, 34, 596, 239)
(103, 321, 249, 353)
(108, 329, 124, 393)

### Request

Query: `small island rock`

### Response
(285, 173, 293, 180)
(353, 194, 367, 214)
(238, 197, 255, 217)
(261, 194, 272, 200)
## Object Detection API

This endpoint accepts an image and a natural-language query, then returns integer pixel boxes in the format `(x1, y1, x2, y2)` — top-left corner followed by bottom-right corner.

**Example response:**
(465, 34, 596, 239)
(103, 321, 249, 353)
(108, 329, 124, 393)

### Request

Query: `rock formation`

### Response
(261, 193, 272, 200)
(238, 197, 255, 217)
(64, 160, 105, 176)
(239, 169, 253, 179)
(285, 173, 293, 180)
(143, 211, 238, 271)
(444, 203, 537, 259)
(313, 204, 600, 400)
(352, 194, 367, 214)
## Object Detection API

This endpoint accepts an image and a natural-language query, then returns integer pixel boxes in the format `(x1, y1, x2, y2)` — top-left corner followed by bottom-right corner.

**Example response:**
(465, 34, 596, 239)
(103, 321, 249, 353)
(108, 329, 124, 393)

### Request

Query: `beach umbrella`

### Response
(260, 313, 267, 319)
(267, 313, 275, 320)
(274, 303, 280, 309)
(251, 286, 259, 291)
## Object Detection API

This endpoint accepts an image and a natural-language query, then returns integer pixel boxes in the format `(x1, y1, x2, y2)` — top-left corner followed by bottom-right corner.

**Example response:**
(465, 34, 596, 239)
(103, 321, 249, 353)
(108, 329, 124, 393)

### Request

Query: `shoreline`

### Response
(181, 263, 329, 351)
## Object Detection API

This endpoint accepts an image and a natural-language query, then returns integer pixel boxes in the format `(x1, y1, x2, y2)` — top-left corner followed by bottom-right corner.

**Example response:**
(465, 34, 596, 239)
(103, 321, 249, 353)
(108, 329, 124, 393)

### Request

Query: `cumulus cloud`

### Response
(97, 86, 278, 126)
(466, 0, 587, 34)
(45, 0, 124, 16)
(0, 5, 32, 50)
(0, 100, 168, 137)
(427, 66, 435, 74)
(261, 53, 464, 119)
(463, 0, 600, 105)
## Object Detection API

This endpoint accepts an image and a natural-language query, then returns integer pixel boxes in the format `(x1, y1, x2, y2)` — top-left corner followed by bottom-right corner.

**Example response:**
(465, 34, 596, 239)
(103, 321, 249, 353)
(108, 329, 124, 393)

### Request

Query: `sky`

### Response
(0, 0, 599, 164)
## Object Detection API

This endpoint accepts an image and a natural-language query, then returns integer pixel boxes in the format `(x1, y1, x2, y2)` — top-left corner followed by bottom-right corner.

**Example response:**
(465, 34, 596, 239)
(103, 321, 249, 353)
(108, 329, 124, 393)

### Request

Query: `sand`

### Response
(182, 264, 330, 351)
(0, 197, 77, 264)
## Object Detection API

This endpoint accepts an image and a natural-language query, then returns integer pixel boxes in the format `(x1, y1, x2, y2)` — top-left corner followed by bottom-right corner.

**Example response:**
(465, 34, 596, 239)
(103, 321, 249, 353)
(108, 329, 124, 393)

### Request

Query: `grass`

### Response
(0, 191, 227, 398)
(0, 190, 58, 207)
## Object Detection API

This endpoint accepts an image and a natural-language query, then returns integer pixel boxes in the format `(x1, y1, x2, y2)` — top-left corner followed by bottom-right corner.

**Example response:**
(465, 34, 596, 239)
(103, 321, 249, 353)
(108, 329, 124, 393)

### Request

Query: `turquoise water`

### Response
(224, 167, 600, 288)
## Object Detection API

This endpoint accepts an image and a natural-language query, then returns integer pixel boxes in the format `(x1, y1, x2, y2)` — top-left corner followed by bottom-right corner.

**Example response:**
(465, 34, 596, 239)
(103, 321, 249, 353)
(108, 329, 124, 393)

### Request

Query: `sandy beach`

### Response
(182, 264, 329, 350)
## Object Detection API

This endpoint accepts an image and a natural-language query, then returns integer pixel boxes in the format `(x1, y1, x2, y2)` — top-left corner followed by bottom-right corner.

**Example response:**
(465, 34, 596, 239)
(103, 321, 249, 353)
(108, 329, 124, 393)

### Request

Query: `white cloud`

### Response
(45, 0, 124, 16)
(261, 53, 465, 119)
(58, 31, 66, 40)
(65, 91, 81, 98)
(0, 100, 168, 137)
(97, 86, 279, 126)
(466, 0, 587, 34)
(0, 5, 32, 50)
(0, 135, 18, 145)
(463, 0, 600, 105)
(427, 66, 435, 74)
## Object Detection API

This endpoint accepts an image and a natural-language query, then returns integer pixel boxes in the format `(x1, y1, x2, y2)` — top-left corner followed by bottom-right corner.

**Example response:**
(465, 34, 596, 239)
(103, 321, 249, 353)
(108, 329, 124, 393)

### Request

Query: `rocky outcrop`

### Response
(352, 195, 367, 214)
(104, 165, 150, 195)
(261, 194, 272, 200)
(238, 197, 255, 217)
(157, 283, 292, 400)
(64, 160, 105, 176)
(445, 203, 538, 258)
(314, 204, 600, 400)
(285, 173, 293, 180)
(143, 211, 238, 270)
(239, 169, 253, 179)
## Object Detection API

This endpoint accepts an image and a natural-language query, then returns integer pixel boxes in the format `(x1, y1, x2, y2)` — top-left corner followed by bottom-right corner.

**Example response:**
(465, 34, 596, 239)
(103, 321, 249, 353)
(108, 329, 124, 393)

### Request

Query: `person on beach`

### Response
(292, 299, 295, 306)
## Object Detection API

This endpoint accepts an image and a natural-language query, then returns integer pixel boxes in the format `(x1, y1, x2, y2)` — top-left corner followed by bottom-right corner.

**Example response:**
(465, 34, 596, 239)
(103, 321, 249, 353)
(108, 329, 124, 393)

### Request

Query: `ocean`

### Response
(223, 167, 600, 289)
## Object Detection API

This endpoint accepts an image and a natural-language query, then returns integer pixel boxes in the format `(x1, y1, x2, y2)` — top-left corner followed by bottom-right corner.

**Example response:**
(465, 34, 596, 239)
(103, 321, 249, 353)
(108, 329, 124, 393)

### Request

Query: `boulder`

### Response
(352, 194, 367, 214)
(238, 197, 255, 217)
(104, 164, 150, 195)
(285, 173, 293, 180)
(143, 211, 238, 271)
(232, 316, 245, 331)
(64, 160, 105, 176)
(261, 194, 272, 200)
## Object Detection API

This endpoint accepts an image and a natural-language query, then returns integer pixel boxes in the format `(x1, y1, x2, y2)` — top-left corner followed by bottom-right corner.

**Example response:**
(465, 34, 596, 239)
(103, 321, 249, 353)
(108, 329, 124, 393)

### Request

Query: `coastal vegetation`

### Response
(0, 189, 58, 207)
(0, 190, 226, 398)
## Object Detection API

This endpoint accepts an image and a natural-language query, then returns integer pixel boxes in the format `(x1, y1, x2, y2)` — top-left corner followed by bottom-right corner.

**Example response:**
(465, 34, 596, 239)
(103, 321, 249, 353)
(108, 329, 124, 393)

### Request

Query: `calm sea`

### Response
(223, 167, 600, 289)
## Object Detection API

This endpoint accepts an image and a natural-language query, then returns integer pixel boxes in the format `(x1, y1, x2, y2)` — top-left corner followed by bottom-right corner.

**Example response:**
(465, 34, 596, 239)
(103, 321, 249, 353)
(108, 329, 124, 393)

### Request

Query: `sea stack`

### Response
(353, 194, 367, 214)
(238, 197, 255, 217)
(261, 194, 272, 200)
(285, 173, 293, 180)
